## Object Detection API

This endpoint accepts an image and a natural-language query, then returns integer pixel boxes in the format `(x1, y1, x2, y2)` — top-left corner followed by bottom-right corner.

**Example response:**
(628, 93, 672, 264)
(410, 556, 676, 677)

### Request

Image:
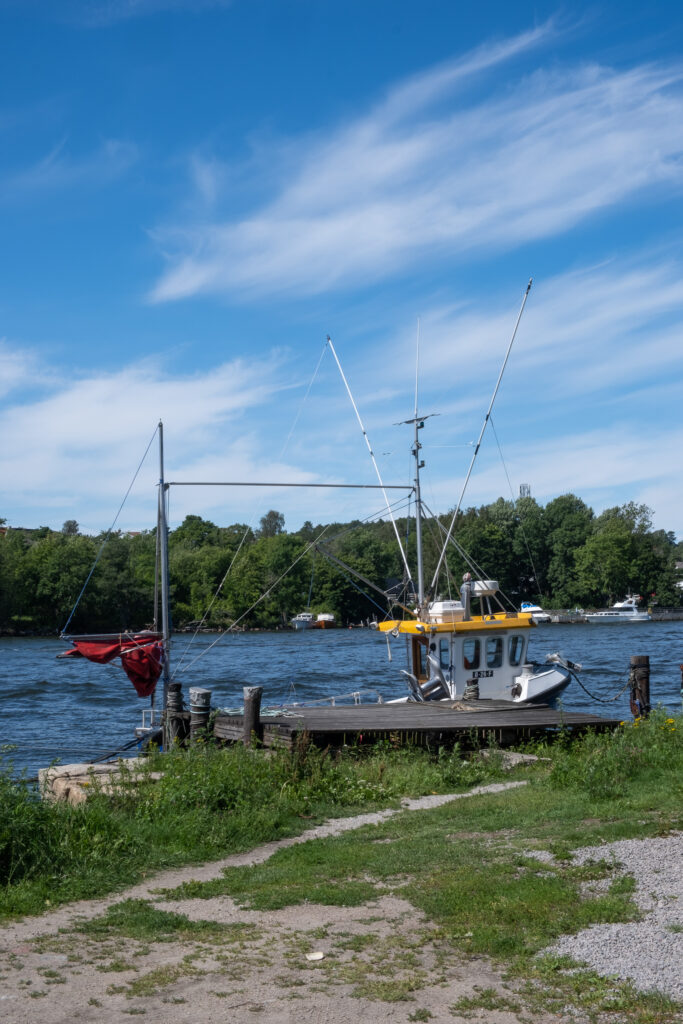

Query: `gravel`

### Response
(544, 832, 683, 1002)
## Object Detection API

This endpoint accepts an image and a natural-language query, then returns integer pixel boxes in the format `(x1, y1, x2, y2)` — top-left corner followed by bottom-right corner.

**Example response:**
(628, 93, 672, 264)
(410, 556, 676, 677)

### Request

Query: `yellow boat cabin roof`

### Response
(377, 611, 535, 635)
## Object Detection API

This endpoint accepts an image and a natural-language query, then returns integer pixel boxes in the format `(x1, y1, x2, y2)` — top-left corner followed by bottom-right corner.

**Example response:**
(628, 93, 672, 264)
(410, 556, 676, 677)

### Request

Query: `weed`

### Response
(451, 986, 520, 1017)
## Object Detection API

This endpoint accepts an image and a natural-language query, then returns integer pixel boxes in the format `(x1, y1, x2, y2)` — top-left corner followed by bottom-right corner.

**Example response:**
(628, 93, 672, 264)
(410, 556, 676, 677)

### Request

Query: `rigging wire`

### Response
(171, 339, 330, 672)
(429, 278, 532, 598)
(61, 424, 160, 636)
(177, 523, 337, 672)
(326, 335, 414, 585)
(489, 415, 544, 596)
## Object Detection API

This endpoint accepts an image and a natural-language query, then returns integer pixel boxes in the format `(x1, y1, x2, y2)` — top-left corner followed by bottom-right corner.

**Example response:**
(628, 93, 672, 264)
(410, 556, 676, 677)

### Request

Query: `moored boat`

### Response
(312, 612, 336, 629)
(291, 612, 315, 630)
(520, 601, 552, 624)
(377, 580, 572, 704)
(584, 595, 651, 623)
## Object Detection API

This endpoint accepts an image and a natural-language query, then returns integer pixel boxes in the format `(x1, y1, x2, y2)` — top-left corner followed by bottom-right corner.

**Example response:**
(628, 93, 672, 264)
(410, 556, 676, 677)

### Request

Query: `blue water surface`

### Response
(1, 622, 682, 777)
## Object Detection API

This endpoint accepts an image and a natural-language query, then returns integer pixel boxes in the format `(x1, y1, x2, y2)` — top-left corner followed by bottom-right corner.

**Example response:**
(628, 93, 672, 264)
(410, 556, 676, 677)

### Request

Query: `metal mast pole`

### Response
(413, 414, 425, 613)
(413, 320, 425, 614)
(158, 420, 172, 717)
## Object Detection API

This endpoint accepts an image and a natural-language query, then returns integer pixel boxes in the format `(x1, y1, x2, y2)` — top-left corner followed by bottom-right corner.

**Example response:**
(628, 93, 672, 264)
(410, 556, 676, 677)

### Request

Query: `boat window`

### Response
(463, 638, 480, 670)
(508, 635, 525, 666)
(439, 638, 450, 668)
(486, 637, 503, 669)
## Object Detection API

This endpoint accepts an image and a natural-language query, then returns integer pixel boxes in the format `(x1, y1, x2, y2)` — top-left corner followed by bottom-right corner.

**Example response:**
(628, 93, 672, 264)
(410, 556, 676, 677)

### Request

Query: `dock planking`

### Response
(213, 699, 623, 750)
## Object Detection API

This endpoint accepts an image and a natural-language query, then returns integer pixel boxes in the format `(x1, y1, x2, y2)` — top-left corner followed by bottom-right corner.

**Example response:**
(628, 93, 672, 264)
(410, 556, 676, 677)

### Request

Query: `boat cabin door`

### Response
(410, 636, 429, 685)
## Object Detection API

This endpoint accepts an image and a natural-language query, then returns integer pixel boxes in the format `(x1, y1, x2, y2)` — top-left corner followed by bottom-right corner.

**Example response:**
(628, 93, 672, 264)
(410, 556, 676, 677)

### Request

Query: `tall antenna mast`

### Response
(396, 319, 441, 616)
(414, 319, 424, 611)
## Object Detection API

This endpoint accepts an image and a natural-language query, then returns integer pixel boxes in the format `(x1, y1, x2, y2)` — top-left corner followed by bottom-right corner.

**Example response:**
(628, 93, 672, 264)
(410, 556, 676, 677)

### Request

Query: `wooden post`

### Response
(243, 686, 263, 746)
(165, 682, 185, 748)
(189, 687, 212, 742)
(629, 655, 651, 719)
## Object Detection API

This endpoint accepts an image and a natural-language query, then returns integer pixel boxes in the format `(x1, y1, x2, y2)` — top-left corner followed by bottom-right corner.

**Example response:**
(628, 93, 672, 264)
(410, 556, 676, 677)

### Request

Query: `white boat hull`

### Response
(584, 612, 651, 623)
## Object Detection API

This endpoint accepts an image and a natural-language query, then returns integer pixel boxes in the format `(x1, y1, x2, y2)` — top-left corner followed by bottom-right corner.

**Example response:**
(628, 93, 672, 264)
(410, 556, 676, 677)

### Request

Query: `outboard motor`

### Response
(460, 573, 472, 621)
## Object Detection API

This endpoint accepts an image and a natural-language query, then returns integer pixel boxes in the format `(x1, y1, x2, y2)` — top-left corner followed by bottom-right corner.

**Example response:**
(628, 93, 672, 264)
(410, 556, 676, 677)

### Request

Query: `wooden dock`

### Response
(213, 699, 622, 750)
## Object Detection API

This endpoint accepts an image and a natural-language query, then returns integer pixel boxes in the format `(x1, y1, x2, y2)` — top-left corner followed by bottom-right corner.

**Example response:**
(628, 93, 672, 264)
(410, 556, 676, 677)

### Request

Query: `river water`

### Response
(2, 622, 682, 778)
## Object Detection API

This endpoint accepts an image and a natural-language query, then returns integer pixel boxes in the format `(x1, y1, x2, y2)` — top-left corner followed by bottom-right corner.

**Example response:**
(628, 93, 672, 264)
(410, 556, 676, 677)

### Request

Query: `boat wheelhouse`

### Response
(378, 580, 571, 704)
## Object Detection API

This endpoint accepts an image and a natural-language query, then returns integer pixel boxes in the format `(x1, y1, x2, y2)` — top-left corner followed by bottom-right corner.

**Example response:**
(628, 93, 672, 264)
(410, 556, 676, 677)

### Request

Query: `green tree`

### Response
(258, 509, 285, 538)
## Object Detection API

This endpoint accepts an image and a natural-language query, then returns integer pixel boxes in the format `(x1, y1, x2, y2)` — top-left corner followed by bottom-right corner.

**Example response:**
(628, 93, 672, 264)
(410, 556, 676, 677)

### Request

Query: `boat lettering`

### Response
(472, 670, 493, 678)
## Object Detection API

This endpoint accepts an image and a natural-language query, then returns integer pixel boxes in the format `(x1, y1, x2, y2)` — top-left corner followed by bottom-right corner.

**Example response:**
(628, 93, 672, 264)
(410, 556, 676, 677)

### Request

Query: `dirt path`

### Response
(0, 782, 564, 1023)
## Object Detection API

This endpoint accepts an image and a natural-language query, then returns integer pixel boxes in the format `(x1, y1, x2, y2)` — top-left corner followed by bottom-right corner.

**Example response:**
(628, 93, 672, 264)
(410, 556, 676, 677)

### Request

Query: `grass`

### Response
(0, 737, 505, 918)
(0, 712, 681, 1022)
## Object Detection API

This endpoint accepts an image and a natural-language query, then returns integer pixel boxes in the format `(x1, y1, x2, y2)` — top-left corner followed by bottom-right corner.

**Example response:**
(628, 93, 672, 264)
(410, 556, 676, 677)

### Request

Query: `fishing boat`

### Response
(584, 595, 651, 624)
(520, 601, 552, 624)
(368, 405, 573, 704)
(316, 316, 576, 706)
(59, 290, 580, 734)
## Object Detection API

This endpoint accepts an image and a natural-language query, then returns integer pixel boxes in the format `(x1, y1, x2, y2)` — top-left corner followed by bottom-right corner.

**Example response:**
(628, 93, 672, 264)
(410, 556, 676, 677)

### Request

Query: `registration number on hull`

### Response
(471, 670, 493, 678)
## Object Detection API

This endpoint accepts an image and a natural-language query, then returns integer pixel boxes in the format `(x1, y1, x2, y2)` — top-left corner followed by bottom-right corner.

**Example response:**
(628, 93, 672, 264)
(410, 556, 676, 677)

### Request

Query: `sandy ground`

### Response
(0, 781, 648, 1023)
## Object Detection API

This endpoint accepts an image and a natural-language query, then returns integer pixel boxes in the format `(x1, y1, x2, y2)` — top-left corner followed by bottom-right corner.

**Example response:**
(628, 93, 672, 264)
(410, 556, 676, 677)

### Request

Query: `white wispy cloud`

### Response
(0, 340, 44, 398)
(149, 29, 683, 303)
(2, 138, 138, 199)
(0, 353, 316, 532)
(4, 248, 683, 534)
(369, 255, 683, 414)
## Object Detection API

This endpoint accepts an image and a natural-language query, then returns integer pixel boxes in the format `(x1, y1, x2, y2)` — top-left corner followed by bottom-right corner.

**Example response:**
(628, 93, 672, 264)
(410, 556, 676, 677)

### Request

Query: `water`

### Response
(2, 622, 682, 778)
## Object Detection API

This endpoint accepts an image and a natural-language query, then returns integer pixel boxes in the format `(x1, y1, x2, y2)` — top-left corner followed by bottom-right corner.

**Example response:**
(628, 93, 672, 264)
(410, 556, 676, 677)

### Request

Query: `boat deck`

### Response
(213, 699, 622, 749)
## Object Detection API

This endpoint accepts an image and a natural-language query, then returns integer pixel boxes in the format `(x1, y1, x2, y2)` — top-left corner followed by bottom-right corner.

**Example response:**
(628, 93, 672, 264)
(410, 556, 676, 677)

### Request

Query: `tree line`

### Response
(0, 494, 680, 634)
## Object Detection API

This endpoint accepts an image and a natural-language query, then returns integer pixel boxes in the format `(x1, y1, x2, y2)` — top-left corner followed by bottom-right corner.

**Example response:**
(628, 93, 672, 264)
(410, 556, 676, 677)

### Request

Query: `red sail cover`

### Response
(64, 636, 164, 698)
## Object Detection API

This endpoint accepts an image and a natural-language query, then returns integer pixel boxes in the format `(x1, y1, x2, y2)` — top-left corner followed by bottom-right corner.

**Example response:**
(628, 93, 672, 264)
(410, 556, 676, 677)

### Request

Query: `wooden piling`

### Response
(243, 686, 263, 746)
(629, 655, 651, 719)
(165, 682, 186, 748)
(189, 687, 212, 742)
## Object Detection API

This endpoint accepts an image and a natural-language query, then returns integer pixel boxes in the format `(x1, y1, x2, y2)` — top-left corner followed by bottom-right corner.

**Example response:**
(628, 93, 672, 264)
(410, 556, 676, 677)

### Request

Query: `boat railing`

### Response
(136, 707, 163, 736)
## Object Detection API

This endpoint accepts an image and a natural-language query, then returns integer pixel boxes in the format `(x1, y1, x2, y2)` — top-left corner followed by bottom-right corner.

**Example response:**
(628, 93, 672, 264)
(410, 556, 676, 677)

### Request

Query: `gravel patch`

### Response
(545, 832, 683, 1001)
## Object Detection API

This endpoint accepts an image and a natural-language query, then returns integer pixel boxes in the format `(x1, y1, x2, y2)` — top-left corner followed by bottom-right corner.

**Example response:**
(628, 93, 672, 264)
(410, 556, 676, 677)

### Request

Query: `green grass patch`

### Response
(0, 739, 508, 919)
(79, 898, 260, 945)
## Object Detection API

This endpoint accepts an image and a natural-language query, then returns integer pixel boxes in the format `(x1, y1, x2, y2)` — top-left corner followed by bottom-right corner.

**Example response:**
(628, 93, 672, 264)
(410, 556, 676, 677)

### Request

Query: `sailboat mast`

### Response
(158, 420, 171, 713)
(413, 414, 425, 613)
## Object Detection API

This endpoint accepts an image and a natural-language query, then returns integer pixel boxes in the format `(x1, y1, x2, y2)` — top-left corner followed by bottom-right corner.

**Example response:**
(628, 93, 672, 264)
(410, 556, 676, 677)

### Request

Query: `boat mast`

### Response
(413, 321, 425, 614)
(158, 420, 171, 715)
(413, 413, 425, 614)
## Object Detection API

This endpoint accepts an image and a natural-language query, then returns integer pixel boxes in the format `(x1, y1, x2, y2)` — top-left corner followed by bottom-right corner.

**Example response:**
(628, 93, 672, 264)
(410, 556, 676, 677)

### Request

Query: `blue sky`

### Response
(2, 0, 683, 537)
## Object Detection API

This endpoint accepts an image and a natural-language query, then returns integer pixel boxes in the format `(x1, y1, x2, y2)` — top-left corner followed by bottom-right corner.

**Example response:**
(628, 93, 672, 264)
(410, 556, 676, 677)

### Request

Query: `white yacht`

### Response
(584, 595, 651, 623)
(520, 601, 552, 624)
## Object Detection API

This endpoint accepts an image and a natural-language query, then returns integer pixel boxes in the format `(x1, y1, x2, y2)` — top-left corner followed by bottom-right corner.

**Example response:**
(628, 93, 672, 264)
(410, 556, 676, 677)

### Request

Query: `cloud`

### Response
(2, 138, 138, 199)
(0, 340, 45, 398)
(443, 423, 683, 530)
(150, 31, 683, 302)
(367, 254, 683, 417)
(4, 247, 683, 536)
(0, 351, 317, 532)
